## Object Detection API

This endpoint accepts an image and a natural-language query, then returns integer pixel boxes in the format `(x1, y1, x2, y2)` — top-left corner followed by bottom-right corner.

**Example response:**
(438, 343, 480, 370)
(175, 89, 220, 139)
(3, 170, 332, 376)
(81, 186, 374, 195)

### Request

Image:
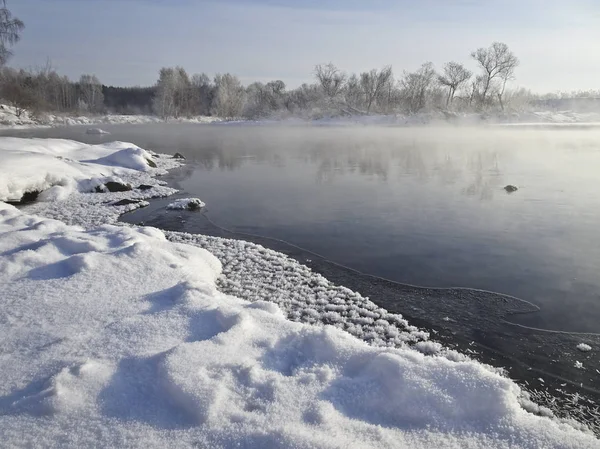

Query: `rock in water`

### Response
(5, 190, 41, 205)
(172, 152, 186, 159)
(504, 185, 518, 193)
(111, 199, 143, 206)
(86, 128, 110, 135)
(95, 181, 133, 193)
(166, 198, 205, 211)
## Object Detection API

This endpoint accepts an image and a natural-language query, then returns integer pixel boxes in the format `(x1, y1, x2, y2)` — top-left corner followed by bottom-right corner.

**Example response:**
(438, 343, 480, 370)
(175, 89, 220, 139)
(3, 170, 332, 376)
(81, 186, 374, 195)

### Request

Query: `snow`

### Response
(577, 343, 592, 352)
(0, 104, 222, 129)
(1, 102, 600, 131)
(0, 138, 166, 202)
(86, 127, 110, 135)
(0, 137, 598, 447)
(167, 197, 206, 210)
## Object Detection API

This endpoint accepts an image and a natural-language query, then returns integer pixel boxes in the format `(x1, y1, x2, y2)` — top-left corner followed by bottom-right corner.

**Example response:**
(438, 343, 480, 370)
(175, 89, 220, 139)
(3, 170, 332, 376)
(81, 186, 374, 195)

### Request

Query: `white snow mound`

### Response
(167, 197, 206, 210)
(0, 202, 597, 448)
(577, 343, 592, 352)
(86, 128, 110, 135)
(0, 138, 158, 201)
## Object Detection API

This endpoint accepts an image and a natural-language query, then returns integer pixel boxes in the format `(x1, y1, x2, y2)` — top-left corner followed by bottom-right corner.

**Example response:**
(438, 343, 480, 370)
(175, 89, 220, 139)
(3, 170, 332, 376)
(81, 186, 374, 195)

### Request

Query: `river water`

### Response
(7, 123, 600, 334)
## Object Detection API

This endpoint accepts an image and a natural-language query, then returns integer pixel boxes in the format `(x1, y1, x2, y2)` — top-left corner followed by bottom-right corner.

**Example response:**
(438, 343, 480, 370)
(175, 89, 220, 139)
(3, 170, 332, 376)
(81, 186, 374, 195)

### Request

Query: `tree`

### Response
(0, 68, 39, 117)
(315, 63, 346, 99)
(471, 42, 519, 108)
(400, 62, 436, 113)
(0, 0, 23, 66)
(79, 74, 104, 113)
(437, 62, 472, 106)
(190, 73, 213, 116)
(360, 66, 393, 113)
(212, 73, 246, 118)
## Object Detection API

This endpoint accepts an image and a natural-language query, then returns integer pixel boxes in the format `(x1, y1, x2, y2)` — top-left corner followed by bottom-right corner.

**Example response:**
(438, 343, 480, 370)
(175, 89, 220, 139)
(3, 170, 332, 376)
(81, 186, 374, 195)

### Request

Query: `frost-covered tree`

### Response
(315, 63, 346, 99)
(400, 62, 436, 113)
(0, 0, 24, 66)
(360, 66, 393, 113)
(190, 73, 213, 116)
(344, 74, 363, 110)
(0, 68, 37, 116)
(437, 62, 472, 106)
(212, 73, 246, 118)
(471, 42, 519, 108)
(78, 74, 104, 113)
(245, 80, 287, 118)
(153, 67, 190, 118)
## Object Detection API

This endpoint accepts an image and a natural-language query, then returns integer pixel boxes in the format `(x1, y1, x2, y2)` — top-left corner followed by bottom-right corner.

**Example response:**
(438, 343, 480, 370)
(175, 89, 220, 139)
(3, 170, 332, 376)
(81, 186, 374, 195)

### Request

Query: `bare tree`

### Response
(0, 0, 23, 66)
(437, 62, 472, 106)
(471, 42, 519, 108)
(314, 63, 346, 99)
(360, 66, 393, 113)
(400, 62, 436, 113)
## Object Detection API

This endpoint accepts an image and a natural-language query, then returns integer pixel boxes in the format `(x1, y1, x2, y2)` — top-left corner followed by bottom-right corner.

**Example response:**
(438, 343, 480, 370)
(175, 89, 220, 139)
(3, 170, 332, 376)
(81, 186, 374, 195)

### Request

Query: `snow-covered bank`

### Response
(0, 138, 598, 447)
(0, 104, 222, 129)
(2, 103, 600, 130)
(1, 202, 597, 448)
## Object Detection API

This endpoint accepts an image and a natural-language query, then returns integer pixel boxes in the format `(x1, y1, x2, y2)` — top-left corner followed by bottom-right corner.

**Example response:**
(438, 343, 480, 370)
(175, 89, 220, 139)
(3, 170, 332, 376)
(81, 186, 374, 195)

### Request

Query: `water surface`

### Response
(5, 123, 600, 333)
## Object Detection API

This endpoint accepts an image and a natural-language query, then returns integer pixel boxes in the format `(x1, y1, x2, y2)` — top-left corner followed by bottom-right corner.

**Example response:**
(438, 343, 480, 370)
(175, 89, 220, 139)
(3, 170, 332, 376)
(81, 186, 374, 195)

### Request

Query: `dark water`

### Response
(6, 123, 600, 334)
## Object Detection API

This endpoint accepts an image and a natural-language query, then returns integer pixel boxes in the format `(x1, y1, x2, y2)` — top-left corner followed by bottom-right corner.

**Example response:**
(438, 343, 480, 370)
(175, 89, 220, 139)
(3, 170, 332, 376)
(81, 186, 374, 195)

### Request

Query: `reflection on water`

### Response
(3, 124, 600, 333)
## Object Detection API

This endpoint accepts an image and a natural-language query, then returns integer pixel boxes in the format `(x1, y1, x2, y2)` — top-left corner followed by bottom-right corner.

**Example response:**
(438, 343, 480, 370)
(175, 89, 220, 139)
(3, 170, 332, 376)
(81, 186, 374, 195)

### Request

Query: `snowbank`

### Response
(0, 137, 597, 447)
(0, 202, 597, 448)
(0, 104, 222, 129)
(0, 138, 166, 202)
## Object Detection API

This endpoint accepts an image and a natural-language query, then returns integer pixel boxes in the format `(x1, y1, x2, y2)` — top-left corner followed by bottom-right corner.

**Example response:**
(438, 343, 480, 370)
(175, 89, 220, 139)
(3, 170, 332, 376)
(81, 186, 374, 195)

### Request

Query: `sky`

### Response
(8, 0, 600, 93)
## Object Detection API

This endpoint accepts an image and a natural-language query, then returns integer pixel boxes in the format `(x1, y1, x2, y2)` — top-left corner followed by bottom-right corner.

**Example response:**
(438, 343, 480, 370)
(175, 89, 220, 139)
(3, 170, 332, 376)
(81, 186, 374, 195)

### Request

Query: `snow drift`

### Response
(0, 202, 597, 448)
(0, 138, 161, 202)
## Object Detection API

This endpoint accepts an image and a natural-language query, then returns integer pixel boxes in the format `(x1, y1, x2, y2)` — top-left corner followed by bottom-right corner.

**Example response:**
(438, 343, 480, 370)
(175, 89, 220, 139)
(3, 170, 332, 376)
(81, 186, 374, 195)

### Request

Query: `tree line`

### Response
(0, 1, 597, 120)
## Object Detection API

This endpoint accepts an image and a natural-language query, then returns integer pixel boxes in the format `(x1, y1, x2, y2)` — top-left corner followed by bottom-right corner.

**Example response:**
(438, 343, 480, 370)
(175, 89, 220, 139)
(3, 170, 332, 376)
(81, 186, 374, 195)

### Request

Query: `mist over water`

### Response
(7, 123, 600, 333)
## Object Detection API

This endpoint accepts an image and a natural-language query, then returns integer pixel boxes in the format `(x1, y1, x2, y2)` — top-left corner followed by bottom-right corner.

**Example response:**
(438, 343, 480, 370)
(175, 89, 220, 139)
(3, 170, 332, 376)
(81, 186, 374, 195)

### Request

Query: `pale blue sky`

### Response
(9, 0, 600, 92)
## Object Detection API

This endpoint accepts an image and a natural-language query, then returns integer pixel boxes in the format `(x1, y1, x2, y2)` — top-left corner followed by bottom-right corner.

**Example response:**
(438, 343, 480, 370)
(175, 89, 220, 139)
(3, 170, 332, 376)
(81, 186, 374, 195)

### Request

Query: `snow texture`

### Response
(577, 343, 592, 352)
(167, 198, 206, 210)
(0, 137, 598, 448)
(1, 103, 600, 131)
(0, 104, 222, 129)
(86, 128, 110, 135)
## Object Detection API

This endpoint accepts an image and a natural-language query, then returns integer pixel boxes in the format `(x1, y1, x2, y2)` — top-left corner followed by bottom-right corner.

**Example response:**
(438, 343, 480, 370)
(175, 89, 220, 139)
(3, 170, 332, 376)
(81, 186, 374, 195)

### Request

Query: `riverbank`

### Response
(0, 137, 598, 447)
(2, 103, 600, 131)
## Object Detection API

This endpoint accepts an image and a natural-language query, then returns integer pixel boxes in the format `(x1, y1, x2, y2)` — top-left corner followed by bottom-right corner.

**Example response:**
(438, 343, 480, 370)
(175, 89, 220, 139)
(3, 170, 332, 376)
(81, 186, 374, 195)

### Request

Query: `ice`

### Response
(0, 137, 598, 447)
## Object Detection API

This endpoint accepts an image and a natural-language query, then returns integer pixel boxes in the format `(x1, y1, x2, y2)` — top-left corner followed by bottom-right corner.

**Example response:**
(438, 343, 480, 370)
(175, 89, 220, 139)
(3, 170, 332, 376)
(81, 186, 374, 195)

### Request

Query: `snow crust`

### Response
(1, 103, 600, 131)
(0, 137, 598, 447)
(577, 343, 592, 352)
(167, 198, 206, 210)
(0, 138, 165, 202)
(0, 104, 222, 129)
(86, 127, 110, 135)
(1, 202, 598, 448)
